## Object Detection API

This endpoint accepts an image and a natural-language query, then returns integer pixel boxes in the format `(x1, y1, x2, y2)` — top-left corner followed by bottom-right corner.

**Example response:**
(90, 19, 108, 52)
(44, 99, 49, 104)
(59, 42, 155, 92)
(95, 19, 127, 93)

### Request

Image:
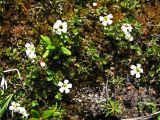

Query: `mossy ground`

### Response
(0, 0, 160, 120)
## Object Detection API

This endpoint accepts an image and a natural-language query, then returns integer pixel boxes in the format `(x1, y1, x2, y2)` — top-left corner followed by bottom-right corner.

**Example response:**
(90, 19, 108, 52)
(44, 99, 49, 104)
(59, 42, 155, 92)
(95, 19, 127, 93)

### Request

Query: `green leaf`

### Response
(53, 55, 60, 60)
(0, 94, 13, 118)
(53, 112, 60, 117)
(40, 35, 52, 45)
(46, 70, 53, 75)
(29, 118, 39, 120)
(0, 90, 4, 96)
(55, 93, 62, 101)
(43, 50, 50, 58)
(158, 114, 160, 120)
(47, 76, 53, 81)
(31, 110, 40, 118)
(42, 110, 53, 119)
(60, 47, 71, 56)
(46, 45, 56, 50)
(31, 101, 39, 107)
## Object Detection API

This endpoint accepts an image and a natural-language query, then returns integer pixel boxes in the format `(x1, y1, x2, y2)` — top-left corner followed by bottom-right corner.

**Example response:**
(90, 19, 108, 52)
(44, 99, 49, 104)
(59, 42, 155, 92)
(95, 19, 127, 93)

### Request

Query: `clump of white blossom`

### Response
(58, 79, 72, 93)
(121, 23, 133, 41)
(130, 63, 143, 78)
(53, 20, 67, 35)
(25, 42, 36, 59)
(99, 14, 113, 26)
(9, 101, 29, 118)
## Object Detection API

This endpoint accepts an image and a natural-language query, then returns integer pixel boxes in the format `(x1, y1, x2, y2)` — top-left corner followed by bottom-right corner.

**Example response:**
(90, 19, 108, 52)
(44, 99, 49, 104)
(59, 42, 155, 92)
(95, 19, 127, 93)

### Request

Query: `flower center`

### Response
(136, 68, 141, 73)
(59, 25, 63, 29)
(63, 84, 68, 88)
(104, 16, 108, 21)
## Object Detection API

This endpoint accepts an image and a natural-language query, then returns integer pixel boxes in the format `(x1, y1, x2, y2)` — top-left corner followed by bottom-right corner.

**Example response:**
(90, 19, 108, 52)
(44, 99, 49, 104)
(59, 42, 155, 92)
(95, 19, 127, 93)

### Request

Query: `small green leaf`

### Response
(29, 118, 39, 120)
(43, 50, 50, 58)
(55, 93, 62, 101)
(47, 76, 53, 81)
(60, 47, 71, 56)
(53, 112, 60, 116)
(53, 55, 60, 60)
(0, 90, 4, 96)
(31, 110, 40, 118)
(31, 101, 39, 107)
(42, 110, 53, 119)
(40, 35, 52, 45)
(46, 45, 56, 50)
(46, 70, 53, 75)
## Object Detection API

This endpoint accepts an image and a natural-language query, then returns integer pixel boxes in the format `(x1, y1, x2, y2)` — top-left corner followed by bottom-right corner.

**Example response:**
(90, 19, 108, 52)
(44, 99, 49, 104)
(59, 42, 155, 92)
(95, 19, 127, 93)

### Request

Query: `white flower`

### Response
(99, 14, 113, 26)
(58, 79, 72, 93)
(121, 24, 134, 41)
(93, 2, 97, 7)
(121, 24, 133, 34)
(130, 64, 143, 78)
(1, 76, 7, 90)
(25, 42, 36, 59)
(18, 107, 29, 118)
(9, 102, 29, 118)
(40, 61, 46, 68)
(53, 20, 67, 35)
(9, 102, 20, 113)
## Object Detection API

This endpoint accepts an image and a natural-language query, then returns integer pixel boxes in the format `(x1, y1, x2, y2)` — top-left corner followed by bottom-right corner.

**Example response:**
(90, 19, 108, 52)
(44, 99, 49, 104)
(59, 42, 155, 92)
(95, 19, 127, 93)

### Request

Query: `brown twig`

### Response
(121, 111, 160, 120)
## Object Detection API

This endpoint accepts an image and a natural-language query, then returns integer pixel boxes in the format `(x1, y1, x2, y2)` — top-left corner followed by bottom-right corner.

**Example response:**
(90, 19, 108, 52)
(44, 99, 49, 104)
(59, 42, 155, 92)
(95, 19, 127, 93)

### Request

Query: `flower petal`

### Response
(30, 43, 34, 48)
(62, 22, 67, 28)
(59, 87, 64, 93)
(137, 63, 141, 68)
(9, 106, 13, 110)
(58, 82, 63, 87)
(62, 27, 67, 33)
(56, 20, 62, 25)
(56, 30, 62, 35)
(107, 14, 113, 19)
(11, 101, 16, 106)
(140, 68, 143, 73)
(128, 26, 133, 32)
(130, 70, 136, 76)
(26, 49, 31, 56)
(65, 88, 70, 93)
(18, 107, 25, 113)
(53, 23, 59, 29)
(121, 26, 127, 33)
(28, 52, 36, 59)
(129, 36, 134, 41)
(130, 65, 136, 70)
(99, 16, 104, 21)
(64, 79, 69, 84)
(136, 73, 140, 78)
(25, 43, 30, 48)
(102, 21, 107, 26)
(107, 20, 113, 25)
(67, 83, 72, 88)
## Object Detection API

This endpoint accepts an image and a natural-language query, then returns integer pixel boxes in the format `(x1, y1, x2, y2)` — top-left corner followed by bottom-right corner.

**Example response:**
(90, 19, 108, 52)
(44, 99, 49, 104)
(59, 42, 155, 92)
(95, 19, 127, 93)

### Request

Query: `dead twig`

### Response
(121, 111, 160, 120)
(3, 68, 22, 80)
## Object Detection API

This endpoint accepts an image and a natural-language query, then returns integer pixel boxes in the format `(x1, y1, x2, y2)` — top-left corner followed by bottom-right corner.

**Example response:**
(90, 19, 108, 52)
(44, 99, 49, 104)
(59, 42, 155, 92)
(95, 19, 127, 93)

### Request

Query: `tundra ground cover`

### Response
(0, 0, 160, 120)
